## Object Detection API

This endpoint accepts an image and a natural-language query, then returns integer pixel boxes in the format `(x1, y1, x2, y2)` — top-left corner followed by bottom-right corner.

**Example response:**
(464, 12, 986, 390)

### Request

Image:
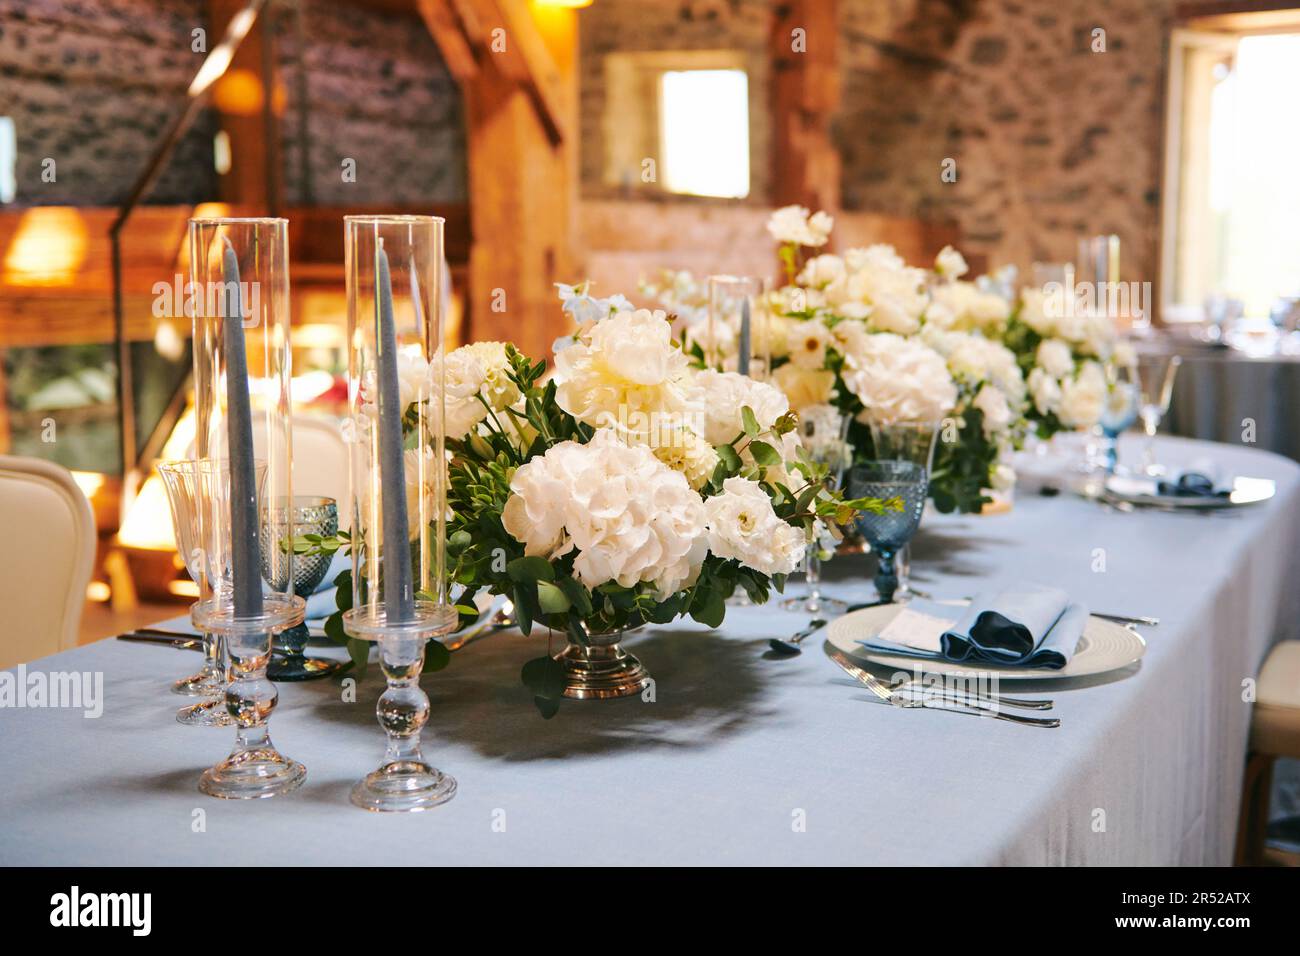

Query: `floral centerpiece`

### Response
(313, 298, 897, 717)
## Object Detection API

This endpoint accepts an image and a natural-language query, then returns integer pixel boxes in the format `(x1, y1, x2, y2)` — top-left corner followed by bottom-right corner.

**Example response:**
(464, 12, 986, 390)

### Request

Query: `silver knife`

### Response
(825, 648, 1060, 729)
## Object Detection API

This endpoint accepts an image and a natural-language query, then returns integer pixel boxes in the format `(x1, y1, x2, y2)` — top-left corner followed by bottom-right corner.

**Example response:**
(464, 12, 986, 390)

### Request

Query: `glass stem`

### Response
(875, 548, 898, 603)
(805, 549, 822, 605)
(1142, 414, 1158, 473)
(201, 630, 222, 683)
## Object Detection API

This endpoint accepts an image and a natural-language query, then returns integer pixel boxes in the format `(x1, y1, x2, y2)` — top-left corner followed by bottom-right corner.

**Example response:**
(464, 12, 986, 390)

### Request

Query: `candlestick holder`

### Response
(706, 275, 770, 379)
(344, 215, 458, 812)
(188, 217, 305, 799)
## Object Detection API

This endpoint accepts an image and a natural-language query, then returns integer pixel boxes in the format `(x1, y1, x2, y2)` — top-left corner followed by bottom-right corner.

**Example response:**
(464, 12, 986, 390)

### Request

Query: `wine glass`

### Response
(260, 496, 344, 681)
(848, 460, 928, 604)
(1135, 354, 1182, 475)
(782, 406, 851, 613)
(157, 459, 260, 727)
(868, 421, 938, 601)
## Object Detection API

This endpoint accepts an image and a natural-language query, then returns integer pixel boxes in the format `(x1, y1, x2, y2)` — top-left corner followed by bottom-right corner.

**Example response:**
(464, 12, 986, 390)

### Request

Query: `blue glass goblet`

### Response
(848, 460, 928, 603)
(260, 496, 344, 681)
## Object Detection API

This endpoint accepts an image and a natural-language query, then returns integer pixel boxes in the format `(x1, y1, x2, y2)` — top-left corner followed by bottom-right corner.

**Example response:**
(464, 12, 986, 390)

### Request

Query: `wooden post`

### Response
(210, 0, 282, 210)
(771, 0, 841, 216)
(419, 0, 578, 358)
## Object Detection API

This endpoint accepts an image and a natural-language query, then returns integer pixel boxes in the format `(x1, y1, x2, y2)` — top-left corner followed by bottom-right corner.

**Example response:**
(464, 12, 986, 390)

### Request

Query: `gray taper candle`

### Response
(375, 240, 416, 623)
(221, 236, 264, 618)
(737, 297, 752, 377)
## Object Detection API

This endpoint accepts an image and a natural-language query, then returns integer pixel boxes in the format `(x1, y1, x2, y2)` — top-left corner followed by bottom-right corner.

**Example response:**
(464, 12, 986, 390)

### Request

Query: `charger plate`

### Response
(826, 603, 1146, 682)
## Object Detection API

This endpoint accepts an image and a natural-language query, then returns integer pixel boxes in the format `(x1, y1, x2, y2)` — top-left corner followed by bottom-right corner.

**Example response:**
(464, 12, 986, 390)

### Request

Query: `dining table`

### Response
(2, 434, 1298, 866)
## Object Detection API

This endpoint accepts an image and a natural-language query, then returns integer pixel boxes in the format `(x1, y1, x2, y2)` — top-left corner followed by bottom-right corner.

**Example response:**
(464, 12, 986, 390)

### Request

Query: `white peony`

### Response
(1036, 338, 1075, 379)
(501, 429, 707, 599)
(935, 245, 969, 278)
(552, 308, 699, 433)
(839, 332, 957, 426)
(704, 477, 805, 576)
(693, 369, 790, 446)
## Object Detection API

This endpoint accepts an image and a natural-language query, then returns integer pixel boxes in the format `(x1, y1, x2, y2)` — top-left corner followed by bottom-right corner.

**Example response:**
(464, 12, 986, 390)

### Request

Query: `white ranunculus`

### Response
(1058, 361, 1107, 428)
(1036, 338, 1075, 379)
(552, 308, 700, 433)
(648, 426, 720, 491)
(839, 332, 957, 426)
(501, 429, 708, 599)
(972, 383, 1013, 437)
(771, 363, 836, 413)
(786, 318, 833, 369)
(694, 369, 790, 446)
(704, 476, 805, 576)
(935, 245, 969, 278)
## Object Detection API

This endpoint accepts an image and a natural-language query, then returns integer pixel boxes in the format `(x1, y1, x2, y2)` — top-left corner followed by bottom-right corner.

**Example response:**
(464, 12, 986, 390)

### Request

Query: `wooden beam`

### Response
(416, 0, 479, 83)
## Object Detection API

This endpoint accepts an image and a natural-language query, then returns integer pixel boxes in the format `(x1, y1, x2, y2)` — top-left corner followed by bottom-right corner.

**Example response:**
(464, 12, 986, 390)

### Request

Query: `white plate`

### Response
(1105, 474, 1275, 509)
(826, 603, 1146, 682)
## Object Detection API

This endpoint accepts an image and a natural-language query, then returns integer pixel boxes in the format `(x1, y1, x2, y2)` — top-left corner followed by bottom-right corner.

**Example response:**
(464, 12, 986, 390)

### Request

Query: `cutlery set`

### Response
(770, 595, 1160, 729)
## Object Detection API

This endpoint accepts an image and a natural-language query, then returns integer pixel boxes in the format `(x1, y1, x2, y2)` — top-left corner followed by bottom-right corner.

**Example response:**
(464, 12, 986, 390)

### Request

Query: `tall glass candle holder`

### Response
(706, 275, 771, 379)
(344, 215, 458, 813)
(188, 217, 305, 799)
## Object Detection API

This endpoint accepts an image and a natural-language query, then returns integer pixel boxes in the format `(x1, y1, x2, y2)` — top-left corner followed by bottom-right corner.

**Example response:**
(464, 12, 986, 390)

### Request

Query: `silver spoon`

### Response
(769, 618, 828, 655)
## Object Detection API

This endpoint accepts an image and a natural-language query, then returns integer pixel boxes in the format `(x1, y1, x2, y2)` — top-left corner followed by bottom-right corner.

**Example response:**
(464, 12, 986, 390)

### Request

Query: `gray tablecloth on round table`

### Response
(1, 436, 1298, 866)
(1163, 344, 1300, 462)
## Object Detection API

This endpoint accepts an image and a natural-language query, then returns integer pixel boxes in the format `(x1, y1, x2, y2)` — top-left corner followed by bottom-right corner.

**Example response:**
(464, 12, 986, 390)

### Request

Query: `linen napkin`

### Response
(856, 584, 1088, 669)
(1157, 460, 1232, 498)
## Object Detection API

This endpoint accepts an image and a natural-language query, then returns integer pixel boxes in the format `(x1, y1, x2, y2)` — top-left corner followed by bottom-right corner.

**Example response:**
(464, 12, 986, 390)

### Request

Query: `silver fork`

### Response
(883, 672, 1054, 711)
(826, 648, 1060, 729)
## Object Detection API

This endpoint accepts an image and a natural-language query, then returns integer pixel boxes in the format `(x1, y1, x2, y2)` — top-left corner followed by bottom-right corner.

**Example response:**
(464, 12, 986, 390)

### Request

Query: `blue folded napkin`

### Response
(857, 584, 1088, 670)
(1157, 469, 1231, 498)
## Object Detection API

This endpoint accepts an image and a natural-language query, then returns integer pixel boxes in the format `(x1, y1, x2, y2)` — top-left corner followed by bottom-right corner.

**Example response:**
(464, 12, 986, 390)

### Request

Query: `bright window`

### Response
(0, 117, 15, 203)
(659, 69, 750, 199)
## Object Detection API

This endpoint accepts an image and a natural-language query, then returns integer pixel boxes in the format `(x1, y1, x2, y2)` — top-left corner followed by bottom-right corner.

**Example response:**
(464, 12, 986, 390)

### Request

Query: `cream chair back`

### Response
(0, 456, 95, 667)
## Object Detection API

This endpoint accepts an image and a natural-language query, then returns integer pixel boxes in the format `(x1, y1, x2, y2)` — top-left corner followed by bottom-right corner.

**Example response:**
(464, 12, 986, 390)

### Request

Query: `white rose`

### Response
(807, 210, 834, 246)
(648, 427, 720, 491)
(1027, 367, 1062, 416)
(704, 476, 805, 576)
(973, 384, 1013, 437)
(431, 348, 490, 440)
(1058, 361, 1107, 428)
(1036, 338, 1075, 379)
(694, 369, 790, 446)
(991, 463, 1017, 492)
(935, 245, 969, 278)
(767, 205, 832, 247)
(459, 341, 520, 411)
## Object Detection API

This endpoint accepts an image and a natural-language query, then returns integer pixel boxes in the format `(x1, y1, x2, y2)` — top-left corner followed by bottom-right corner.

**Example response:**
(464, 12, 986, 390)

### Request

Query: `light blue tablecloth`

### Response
(1, 436, 1298, 865)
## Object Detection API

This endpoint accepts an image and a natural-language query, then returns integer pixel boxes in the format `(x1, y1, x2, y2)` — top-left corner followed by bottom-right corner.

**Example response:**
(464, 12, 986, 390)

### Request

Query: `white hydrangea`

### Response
(838, 332, 958, 426)
(501, 429, 708, 599)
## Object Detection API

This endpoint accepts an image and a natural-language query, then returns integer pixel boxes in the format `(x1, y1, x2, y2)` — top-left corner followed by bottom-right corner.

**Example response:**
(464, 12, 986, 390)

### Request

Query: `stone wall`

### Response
(574, 0, 1218, 283)
(0, 0, 219, 205)
(275, 0, 466, 206)
(0, 0, 466, 207)
(837, 0, 1179, 285)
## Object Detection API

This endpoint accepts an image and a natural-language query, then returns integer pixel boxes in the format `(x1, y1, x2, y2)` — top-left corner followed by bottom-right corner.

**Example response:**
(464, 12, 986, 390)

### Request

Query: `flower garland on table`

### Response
(309, 297, 899, 717)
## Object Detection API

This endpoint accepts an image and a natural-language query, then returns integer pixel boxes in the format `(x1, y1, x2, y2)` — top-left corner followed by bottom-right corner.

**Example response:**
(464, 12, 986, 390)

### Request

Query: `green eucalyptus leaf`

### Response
(347, 637, 370, 677)
(537, 580, 572, 615)
(741, 405, 761, 436)
(506, 555, 555, 583)
(533, 695, 561, 719)
(422, 639, 451, 673)
(748, 439, 781, 467)
(521, 655, 566, 699)
(323, 611, 348, 646)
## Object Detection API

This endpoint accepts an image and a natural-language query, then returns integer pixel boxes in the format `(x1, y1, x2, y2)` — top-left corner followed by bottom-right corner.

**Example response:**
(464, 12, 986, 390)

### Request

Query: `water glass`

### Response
(1135, 354, 1181, 475)
(848, 460, 928, 603)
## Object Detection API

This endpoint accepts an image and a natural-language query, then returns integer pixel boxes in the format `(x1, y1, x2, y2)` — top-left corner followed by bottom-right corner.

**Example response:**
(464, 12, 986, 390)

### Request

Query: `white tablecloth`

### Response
(1, 436, 1297, 865)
